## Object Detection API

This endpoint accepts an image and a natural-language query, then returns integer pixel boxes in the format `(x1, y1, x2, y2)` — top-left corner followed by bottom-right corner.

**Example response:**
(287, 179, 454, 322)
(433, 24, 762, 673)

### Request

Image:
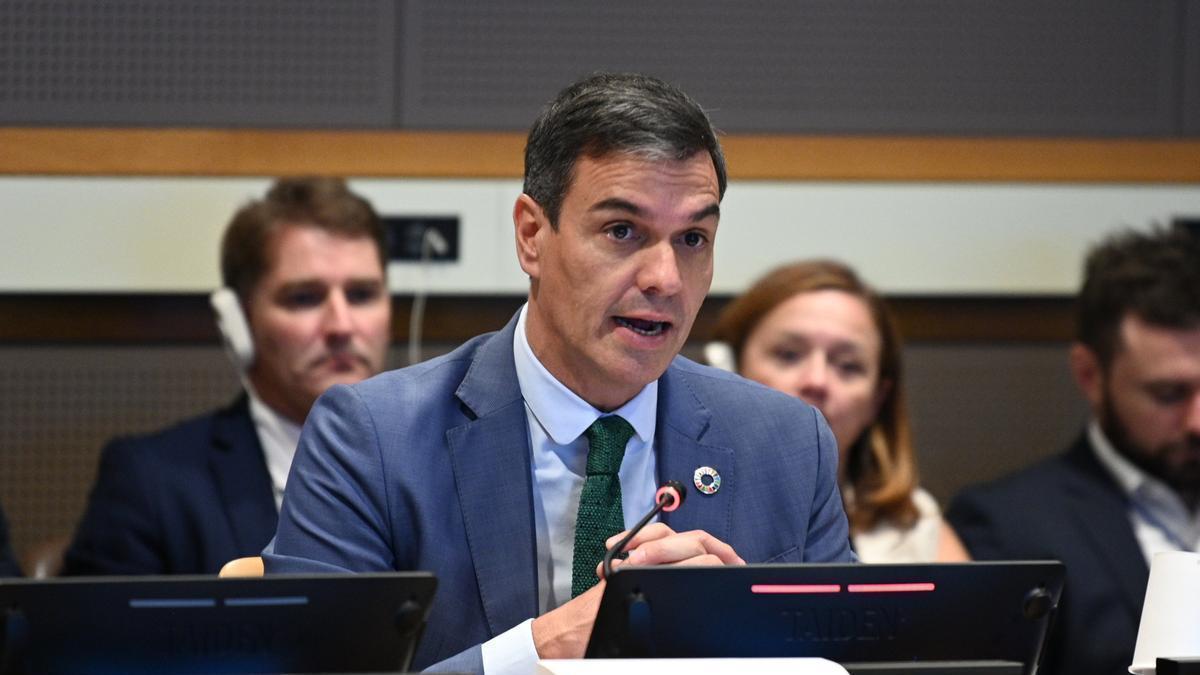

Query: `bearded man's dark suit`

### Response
(946, 435, 1150, 675)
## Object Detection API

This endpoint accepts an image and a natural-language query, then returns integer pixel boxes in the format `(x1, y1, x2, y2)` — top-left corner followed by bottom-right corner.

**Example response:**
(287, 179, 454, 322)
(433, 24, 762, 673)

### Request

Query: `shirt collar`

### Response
(246, 385, 303, 508)
(513, 304, 657, 445)
(1089, 420, 1200, 552)
(1088, 418, 1182, 503)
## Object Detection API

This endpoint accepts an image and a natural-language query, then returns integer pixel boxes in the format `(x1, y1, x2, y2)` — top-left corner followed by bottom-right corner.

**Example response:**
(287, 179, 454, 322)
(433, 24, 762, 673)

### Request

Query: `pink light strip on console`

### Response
(847, 583, 936, 593)
(750, 584, 841, 594)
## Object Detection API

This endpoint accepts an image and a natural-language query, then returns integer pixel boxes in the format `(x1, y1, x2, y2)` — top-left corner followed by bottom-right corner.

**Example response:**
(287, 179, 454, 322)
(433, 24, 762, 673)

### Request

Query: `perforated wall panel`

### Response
(1, 1, 1191, 134)
(0, 347, 239, 560)
(0, 0, 395, 127)
(400, 0, 1182, 135)
(1183, 0, 1200, 135)
(905, 344, 1088, 505)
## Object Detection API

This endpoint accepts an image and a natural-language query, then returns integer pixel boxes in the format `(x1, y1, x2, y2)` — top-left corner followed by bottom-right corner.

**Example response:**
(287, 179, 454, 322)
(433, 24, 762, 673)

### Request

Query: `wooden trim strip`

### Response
(0, 128, 528, 179)
(2, 128, 1199, 182)
(723, 136, 1200, 183)
(0, 294, 1074, 344)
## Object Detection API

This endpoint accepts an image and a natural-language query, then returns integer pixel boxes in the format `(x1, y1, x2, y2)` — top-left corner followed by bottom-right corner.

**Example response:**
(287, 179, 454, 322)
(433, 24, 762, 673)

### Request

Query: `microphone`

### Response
(601, 480, 687, 582)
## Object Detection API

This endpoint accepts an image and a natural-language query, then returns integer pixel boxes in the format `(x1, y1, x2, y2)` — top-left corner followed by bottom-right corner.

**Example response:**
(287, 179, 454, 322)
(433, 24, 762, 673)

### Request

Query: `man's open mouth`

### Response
(615, 316, 670, 337)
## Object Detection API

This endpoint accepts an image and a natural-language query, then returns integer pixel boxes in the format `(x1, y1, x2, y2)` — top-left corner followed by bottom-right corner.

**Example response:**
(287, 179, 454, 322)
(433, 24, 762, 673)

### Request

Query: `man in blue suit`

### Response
(948, 227, 1200, 675)
(63, 177, 392, 575)
(267, 73, 853, 673)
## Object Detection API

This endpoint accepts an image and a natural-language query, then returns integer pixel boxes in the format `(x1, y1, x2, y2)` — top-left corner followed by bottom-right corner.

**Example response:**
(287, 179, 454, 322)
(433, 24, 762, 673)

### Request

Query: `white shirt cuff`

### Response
(480, 617, 538, 675)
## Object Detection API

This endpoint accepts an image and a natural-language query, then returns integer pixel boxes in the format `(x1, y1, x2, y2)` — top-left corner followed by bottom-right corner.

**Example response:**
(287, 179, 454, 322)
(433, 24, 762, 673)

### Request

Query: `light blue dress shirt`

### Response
(1089, 420, 1200, 560)
(480, 304, 659, 674)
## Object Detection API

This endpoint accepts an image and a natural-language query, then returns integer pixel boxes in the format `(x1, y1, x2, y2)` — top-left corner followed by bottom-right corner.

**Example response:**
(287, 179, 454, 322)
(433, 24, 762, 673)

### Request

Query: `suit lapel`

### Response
(655, 363, 734, 542)
(1062, 437, 1150, 615)
(446, 317, 538, 635)
(209, 397, 278, 555)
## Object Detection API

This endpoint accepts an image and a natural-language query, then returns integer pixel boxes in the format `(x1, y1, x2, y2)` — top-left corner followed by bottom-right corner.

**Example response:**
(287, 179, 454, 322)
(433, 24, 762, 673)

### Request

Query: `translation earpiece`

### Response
(209, 288, 255, 373)
(704, 341, 736, 372)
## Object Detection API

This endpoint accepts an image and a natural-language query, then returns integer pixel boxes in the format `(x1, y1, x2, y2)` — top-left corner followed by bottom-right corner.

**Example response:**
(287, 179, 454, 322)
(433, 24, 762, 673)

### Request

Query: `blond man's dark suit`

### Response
(64, 396, 277, 576)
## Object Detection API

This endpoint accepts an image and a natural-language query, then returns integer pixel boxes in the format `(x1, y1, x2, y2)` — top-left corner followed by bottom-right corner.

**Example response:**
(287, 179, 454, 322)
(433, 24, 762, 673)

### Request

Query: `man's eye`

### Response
(682, 231, 707, 248)
(281, 291, 323, 308)
(1147, 385, 1190, 405)
(609, 224, 634, 240)
(346, 286, 382, 305)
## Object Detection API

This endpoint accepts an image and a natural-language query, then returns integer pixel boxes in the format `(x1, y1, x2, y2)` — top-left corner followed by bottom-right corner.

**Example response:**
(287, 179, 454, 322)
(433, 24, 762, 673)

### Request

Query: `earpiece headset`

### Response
(209, 287, 255, 373)
(703, 341, 736, 373)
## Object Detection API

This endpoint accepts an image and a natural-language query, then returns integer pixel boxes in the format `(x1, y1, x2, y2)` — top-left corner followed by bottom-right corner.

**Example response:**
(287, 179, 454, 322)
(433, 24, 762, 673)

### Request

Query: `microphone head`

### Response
(656, 480, 687, 512)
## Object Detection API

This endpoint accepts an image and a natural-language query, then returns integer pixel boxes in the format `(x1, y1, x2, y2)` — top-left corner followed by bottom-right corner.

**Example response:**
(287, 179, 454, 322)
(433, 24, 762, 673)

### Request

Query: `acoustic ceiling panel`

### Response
(399, 0, 1181, 136)
(1183, 0, 1200, 136)
(0, 0, 395, 127)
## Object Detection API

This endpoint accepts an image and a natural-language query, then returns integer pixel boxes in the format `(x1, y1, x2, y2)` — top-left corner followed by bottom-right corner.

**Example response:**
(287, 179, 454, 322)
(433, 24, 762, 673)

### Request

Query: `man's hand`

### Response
(605, 523, 746, 570)
(531, 582, 605, 660)
(532, 525, 744, 661)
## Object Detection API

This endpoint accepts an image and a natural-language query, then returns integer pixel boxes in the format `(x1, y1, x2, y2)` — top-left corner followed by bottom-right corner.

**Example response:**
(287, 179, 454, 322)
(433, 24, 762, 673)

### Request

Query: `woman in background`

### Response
(712, 260, 968, 562)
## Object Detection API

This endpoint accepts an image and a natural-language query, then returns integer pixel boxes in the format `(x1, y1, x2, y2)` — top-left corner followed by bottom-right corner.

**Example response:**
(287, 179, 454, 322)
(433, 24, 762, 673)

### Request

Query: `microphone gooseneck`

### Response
(600, 480, 687, 582)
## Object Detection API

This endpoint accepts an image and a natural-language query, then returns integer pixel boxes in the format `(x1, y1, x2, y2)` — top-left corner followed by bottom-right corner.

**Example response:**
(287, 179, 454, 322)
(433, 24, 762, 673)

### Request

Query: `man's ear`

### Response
(1069, 342, 1104, 409)
(513, 193, 549, 279)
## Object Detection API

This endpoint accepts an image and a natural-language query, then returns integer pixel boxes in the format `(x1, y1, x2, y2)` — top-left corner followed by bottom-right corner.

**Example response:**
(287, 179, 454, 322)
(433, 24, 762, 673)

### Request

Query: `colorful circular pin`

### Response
(693, 466, 721, 495)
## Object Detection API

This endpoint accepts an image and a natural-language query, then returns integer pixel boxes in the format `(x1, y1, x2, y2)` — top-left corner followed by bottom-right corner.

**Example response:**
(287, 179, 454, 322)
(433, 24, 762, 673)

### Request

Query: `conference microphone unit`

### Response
(601, 480, 687, 581)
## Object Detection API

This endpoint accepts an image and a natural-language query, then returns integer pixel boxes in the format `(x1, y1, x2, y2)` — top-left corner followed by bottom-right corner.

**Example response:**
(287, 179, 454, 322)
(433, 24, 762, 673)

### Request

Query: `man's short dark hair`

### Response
(522, 72, 727, 227)
(220, 177, 386, 299)
(1077, 225, 1200, 367)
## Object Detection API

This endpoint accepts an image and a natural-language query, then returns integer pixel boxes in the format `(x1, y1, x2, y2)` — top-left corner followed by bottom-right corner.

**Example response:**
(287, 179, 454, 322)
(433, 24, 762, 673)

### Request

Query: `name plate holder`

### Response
(585, 562, 1063, 675)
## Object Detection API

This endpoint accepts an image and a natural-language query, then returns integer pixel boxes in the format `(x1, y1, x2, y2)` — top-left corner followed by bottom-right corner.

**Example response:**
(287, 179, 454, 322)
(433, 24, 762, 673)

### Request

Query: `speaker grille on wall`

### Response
(399, 0, 1181, 136)
(0, 0, 395, 127)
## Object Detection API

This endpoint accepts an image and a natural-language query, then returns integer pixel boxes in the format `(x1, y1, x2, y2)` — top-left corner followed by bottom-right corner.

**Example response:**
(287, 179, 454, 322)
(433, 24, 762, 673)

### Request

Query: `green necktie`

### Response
(571, 414, 635, 597)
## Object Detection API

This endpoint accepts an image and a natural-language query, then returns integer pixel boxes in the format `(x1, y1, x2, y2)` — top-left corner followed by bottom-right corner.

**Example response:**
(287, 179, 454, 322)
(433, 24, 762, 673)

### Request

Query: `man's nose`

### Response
(322, 292, 354, 336)
(636, 242, 683, 296)
(1186, 392, 1200, 436)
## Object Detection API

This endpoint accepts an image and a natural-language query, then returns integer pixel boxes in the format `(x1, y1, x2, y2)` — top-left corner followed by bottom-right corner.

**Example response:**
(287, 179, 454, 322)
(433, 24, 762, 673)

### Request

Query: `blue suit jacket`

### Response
(946, 435, 1148, 675)
(266, 315, 853, 672)
(64, 396, 278, 576)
